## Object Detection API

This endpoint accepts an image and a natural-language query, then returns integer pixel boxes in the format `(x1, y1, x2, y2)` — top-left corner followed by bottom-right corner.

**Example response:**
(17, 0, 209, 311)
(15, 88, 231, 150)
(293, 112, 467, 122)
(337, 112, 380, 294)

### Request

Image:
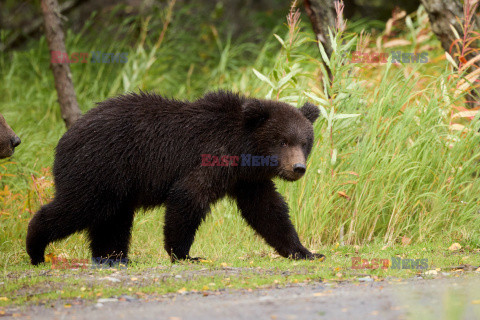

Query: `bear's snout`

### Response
(11, 136, 21, 148)
(277, 146, 308, 181)
(293, 163, 306, 175)
(0, 113, 20, 159)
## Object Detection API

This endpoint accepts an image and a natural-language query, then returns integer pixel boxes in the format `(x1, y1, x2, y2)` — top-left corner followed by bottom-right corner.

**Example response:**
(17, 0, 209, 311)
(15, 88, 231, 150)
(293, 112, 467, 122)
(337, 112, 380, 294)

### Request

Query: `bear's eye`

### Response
(281, 141, 288, 147)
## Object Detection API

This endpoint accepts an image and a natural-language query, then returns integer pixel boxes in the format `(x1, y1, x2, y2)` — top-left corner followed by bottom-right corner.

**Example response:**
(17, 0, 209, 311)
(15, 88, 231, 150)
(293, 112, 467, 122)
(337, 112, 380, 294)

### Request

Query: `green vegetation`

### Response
(0, 242, 478, 307)
(0, 3, 479, 307)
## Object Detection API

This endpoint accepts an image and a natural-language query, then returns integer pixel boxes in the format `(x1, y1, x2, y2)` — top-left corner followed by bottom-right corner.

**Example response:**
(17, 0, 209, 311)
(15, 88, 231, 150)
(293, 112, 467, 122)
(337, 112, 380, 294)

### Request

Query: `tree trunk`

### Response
(420, 0, 479, 55)
(41, 0, 81, 129)
(303, 0, 338, 82)
(421, 0, 480, 107)
(303, 0, 337, 59)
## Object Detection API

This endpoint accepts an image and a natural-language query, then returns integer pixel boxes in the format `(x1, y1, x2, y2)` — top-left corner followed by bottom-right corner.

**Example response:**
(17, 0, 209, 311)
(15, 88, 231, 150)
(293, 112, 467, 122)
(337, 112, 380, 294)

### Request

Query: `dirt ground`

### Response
(4, 274, 480, 320)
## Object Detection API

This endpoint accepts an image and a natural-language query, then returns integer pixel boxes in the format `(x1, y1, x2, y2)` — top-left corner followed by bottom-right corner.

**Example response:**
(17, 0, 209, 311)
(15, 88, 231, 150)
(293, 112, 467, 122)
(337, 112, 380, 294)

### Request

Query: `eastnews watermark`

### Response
(351, 257, 429, 270)
(50, 51, 128, 64)
(201, 154, 278, 167)
(51, 257, 128, 269)
(346, 51, 429, 64)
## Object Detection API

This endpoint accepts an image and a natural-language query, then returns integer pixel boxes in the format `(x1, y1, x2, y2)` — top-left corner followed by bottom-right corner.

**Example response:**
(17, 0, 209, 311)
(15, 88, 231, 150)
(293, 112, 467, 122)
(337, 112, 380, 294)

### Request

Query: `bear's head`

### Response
(0, 113, 21, 159)
(242, 99, 319, 181)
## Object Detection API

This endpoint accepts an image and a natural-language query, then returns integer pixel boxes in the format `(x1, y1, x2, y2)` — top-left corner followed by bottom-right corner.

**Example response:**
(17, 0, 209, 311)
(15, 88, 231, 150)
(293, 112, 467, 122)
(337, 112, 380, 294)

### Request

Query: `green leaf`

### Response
(122, 73, 131, 91)
(328, 28, 336, 52)
(252, 68, 275, 88)
(294, 37, 309, 47)
(449, 24, 461, 40)
(265, 88, 274, 100)
(331, 148, 337, 165)
(342, 36, 357, 52)
(279, 95, 299, 102)
(317, 41, 331, 68)
(318, 105, 328, 120)
(273, 34, 286, 49)
(445, 52, 458, 69)
(304, 92, 329, 107)
(335, 92, 349, 101)
(334, 113, 361, 120)
(329, 107, 335, 122)
(405, 16, 414, 32)
(327, 107, 335, 132)
(277, 70, 298, 89)
(323, 71, 330, 96)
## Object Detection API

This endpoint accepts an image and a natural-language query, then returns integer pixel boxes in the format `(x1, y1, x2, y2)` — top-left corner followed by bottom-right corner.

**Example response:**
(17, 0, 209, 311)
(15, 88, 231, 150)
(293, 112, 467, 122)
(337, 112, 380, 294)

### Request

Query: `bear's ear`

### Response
(242, 100, 270, 130)
(300, 102, 320, 123)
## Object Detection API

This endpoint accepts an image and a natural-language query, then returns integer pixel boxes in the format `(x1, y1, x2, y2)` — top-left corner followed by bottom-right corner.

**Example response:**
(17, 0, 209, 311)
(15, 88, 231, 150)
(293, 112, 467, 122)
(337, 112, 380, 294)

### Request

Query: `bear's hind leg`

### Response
(27, 200, 89, 265)
(88, 206, 135, 266)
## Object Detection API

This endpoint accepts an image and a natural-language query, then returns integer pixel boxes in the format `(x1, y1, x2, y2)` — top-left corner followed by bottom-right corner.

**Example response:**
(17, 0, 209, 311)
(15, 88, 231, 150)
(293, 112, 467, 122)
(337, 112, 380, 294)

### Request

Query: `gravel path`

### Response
(5, 275, 480, 320)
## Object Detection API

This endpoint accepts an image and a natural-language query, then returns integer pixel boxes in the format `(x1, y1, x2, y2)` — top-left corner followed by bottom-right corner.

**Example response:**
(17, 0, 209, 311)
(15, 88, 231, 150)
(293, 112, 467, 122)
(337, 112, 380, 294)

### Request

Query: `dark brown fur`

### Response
(0, 114, 21, 159)
(26, 91, 323, 265)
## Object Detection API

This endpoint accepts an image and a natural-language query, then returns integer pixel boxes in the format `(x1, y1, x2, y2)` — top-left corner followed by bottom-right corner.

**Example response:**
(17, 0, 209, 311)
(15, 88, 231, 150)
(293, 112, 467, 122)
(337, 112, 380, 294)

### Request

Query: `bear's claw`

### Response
(290, 251, 326, 261)
(186, 256, 205, 263)
(308, 253, 326, 261)
(171, 255, 206, 263)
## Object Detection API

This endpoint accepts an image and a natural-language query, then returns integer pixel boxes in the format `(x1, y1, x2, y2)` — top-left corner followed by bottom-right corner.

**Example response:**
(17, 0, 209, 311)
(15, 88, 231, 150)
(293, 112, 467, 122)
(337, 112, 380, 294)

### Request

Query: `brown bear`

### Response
(0, 113, 21, 159)
(26, 91, 323, 266)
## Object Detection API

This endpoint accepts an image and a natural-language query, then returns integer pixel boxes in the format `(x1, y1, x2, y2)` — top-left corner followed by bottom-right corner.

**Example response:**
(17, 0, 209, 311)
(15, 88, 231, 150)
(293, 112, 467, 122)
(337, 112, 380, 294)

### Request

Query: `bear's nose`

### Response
(11, 136, 21, 148)
(293, 163, 306, 174)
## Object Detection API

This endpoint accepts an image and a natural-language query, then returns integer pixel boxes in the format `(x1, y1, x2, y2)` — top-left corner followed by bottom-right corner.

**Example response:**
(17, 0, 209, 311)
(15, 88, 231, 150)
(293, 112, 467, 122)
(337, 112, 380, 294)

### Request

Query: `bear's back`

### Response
(52, 91, 247, 201)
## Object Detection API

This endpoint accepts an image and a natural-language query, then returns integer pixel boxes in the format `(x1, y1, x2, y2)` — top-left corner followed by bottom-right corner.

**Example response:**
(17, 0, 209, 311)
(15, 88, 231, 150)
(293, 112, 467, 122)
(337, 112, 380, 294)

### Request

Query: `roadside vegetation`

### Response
(1, 2, 479, 308)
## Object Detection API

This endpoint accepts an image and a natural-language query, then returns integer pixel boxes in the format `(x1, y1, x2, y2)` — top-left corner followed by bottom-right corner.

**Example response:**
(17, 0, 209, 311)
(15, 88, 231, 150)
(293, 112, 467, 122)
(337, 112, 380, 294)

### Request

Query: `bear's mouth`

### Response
(277, 169, 304, 181)
(0, 145, 15, 159)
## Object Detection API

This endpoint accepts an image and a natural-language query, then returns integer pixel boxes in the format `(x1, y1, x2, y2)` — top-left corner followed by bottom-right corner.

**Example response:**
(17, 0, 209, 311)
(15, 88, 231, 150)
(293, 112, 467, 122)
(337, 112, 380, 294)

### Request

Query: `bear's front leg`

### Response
(233, 180, 324, 260)
(163, 187, 210, 262)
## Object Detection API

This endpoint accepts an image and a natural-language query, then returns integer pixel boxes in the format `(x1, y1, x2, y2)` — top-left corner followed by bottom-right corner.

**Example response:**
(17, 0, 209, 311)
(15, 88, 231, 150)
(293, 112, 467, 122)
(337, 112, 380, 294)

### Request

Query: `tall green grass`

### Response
(0, 3, 479, 270)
